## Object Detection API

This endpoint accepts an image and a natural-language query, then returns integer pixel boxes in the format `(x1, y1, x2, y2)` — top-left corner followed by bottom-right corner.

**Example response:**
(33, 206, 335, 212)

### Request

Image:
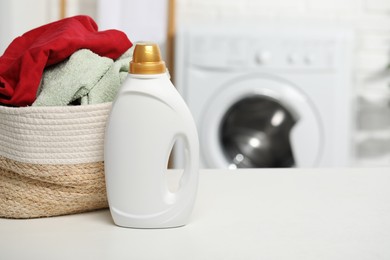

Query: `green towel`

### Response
(32, 48, 133, 106)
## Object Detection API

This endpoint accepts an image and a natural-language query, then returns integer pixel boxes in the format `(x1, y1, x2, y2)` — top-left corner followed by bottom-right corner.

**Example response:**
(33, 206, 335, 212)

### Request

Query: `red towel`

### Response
(0, 15, 132, 106)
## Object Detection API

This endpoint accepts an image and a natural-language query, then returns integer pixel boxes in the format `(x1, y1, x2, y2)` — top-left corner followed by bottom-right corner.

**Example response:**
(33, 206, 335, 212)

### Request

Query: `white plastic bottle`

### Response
(104, 42, 199, 228)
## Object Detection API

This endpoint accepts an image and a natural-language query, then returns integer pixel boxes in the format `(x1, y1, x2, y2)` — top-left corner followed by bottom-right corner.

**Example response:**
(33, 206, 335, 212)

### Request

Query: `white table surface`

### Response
(1, 168, 390, 260)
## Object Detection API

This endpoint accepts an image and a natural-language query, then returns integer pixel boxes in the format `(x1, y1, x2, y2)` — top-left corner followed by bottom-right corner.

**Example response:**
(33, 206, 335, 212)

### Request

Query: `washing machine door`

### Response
(200, 76, 323, 168)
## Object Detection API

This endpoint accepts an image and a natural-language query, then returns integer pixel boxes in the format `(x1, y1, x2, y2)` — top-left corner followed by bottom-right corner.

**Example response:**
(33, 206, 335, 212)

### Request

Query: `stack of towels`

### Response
(0, 15, 133, 107)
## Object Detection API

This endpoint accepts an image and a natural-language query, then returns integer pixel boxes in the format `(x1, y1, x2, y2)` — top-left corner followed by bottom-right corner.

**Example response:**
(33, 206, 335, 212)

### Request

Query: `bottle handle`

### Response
(175, 131, 199, 200)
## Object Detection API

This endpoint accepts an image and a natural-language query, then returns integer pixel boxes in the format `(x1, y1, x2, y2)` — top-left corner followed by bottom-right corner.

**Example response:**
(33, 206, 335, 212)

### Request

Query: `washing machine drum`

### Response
(200, 77, 323, 168)
(220, 96, 296, 168)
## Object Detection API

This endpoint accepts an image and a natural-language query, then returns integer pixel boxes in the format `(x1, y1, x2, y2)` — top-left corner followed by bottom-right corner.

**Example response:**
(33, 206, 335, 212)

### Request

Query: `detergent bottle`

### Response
(104, 42, 199, 228)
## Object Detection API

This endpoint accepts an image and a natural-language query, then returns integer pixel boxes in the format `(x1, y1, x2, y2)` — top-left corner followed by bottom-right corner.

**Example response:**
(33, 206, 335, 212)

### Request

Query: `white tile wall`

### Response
(176, 0, 390, 166)
(365, 0, 390, 12)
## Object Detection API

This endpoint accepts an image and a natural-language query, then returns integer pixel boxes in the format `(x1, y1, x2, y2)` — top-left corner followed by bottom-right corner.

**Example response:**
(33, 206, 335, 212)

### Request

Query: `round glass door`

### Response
(220, 95, 297, 168)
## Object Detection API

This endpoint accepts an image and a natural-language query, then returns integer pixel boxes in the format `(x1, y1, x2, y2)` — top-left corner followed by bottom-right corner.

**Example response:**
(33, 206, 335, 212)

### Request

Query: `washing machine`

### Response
(174, 26, 354, 168)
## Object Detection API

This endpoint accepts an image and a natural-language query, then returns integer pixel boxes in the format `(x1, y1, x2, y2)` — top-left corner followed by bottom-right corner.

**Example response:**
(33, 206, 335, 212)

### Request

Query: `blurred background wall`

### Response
(0, 0, 389, 167)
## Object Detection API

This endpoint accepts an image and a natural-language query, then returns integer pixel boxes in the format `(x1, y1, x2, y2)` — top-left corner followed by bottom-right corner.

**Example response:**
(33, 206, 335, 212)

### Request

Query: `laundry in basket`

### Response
(0, 15, 133, 218)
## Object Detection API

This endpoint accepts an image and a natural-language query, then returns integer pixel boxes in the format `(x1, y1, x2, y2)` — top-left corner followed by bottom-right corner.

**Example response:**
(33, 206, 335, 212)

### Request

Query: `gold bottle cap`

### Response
(130, 42, 166, 74)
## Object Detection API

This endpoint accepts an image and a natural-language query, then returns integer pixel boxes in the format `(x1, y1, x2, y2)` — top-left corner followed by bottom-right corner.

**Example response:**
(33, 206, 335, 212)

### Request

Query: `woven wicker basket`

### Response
(0, 103, 111, 218)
